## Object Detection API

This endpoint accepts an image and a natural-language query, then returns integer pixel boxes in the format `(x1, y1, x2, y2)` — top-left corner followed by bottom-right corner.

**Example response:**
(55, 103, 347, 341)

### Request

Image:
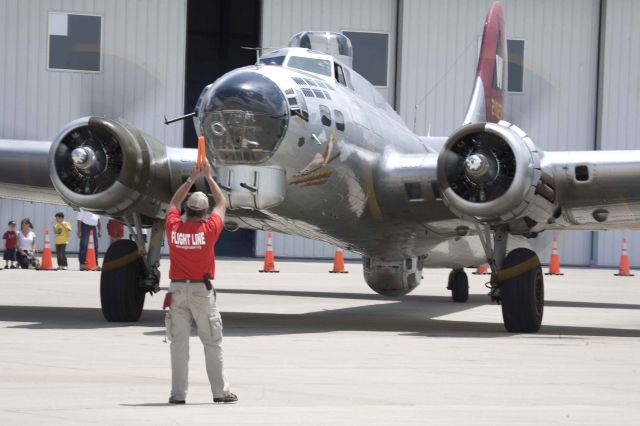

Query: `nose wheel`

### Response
(447, 269, 469, 303)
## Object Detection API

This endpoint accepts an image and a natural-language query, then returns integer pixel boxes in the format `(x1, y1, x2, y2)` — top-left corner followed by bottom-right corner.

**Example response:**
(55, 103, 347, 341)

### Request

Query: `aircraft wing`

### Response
(0, 140, 65, 205)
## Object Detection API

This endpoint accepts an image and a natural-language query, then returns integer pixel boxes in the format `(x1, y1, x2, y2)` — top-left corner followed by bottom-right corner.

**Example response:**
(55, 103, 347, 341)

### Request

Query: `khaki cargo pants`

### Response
(167, 281, 229, 400)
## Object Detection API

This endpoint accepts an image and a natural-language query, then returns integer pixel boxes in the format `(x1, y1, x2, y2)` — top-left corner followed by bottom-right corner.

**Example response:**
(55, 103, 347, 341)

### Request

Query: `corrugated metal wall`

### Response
(397, 0, 600, 266)
(0, 0, 187, 146)
(0, 0, 185, 258)
(594, 0, 640, 267)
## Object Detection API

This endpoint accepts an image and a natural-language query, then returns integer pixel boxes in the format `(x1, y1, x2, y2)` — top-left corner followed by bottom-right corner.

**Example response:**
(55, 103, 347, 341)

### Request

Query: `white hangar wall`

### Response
(593, 0, 640, 266)
(0, 0, 187, 146)
(0, 0, 186, 257)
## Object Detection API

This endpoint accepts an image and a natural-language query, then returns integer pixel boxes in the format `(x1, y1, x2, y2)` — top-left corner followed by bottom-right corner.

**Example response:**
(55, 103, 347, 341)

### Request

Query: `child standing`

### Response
(3, 221, 18, 269)
(53, 212, 72, 270)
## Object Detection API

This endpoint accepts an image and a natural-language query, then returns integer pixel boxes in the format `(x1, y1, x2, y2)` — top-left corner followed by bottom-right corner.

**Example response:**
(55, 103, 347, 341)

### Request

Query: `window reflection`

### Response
(287, 56, 332, 77)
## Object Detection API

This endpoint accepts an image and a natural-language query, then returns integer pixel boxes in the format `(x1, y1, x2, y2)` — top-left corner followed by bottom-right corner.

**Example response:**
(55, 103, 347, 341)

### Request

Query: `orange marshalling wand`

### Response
(197, 135, 206, 166)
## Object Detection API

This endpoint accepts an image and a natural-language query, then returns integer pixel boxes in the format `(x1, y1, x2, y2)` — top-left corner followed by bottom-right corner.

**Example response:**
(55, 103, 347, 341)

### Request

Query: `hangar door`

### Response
(183, 0, 261, 257)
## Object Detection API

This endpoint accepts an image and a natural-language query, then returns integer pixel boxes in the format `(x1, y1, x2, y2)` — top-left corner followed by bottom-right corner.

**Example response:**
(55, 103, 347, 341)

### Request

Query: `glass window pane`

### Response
(507, 39, 525, 93)
(48, 13, 102, 72)
(342, 31, 388, 86)
(259, 56, 285, 66)
(287, 56, 332, 77)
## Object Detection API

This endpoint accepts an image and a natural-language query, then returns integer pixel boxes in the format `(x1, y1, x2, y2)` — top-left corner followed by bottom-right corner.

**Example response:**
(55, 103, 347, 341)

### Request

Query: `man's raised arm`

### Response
(169, 165, 200, 211)
(203, 160, 227, 222)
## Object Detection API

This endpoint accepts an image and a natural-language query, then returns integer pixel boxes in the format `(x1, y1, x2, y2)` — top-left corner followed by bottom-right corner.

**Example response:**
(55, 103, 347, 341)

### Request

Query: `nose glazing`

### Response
(196, 71, 289, 164)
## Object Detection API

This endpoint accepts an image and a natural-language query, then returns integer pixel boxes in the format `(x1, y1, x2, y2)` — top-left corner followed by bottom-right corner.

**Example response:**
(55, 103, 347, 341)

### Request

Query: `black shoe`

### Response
(214, 393, 238, 403)
(169, 397, 185, 404)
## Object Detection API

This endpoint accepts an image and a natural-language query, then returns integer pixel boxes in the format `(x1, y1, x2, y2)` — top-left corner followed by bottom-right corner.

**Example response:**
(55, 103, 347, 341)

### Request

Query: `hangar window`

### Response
(48, 12, 102, 72)
(342, 31, 389, 87)
(507, 39, 525, 93)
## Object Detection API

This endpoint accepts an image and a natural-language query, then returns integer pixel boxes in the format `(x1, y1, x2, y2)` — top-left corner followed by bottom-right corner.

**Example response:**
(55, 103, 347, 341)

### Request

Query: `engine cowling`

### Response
(49, 117, 176, 220)
(363, 256, 422, 297)
(437, 121, 553, 227)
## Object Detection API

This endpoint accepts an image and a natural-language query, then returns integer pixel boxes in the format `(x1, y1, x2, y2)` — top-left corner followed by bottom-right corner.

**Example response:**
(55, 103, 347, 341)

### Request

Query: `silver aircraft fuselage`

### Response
(194, 47, 511, 266)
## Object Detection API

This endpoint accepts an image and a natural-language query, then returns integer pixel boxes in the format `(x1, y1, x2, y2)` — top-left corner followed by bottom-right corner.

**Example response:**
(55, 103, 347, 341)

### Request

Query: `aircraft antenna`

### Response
(241, 46, 278, 65)
(412, 36, 478, 132)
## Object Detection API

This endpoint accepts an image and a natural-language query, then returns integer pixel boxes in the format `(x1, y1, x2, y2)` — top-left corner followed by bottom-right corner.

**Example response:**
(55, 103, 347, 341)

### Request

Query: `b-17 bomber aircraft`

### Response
(1, 1, 639, 333)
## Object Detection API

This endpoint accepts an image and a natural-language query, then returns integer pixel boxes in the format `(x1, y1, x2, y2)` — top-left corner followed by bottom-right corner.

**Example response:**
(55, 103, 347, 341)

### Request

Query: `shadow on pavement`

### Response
(1, 287, 638, 338)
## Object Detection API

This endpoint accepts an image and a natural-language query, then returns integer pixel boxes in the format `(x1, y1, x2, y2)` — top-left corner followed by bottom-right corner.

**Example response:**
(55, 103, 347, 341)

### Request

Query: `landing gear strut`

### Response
(100, 215, 164, 322)
(447, 269, 469, 303)
(476, 225, 544, 333)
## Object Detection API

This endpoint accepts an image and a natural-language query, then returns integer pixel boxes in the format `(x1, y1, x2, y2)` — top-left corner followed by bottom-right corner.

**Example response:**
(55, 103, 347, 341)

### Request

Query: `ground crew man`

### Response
(165, 159, 237, 404)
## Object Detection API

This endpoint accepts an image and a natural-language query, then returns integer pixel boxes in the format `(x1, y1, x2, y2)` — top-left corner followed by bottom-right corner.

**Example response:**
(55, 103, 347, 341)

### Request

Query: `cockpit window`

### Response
(335, 63, 347, 86)
(287, 56, 332, 77)
(259, 56, 285, 66)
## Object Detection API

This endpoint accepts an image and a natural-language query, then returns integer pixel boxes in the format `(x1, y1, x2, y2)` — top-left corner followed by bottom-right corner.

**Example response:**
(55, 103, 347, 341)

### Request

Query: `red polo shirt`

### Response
(166, 207, 223, 281)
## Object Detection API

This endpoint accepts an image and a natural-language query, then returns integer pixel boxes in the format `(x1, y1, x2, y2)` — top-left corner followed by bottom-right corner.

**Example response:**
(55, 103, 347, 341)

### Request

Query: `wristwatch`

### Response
(186, 177, 193, 183)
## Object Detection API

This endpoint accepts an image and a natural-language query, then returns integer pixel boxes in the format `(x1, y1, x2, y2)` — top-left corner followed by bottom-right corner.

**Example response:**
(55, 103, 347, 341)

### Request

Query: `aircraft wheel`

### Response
(499, 248, 544, 333)
(449, 269, 469, 303)
(100, 239, 146, 322)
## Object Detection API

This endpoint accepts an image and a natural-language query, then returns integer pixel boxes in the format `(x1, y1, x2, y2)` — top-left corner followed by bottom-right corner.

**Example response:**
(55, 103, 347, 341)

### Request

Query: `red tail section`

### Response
(464, 1, 506, 124)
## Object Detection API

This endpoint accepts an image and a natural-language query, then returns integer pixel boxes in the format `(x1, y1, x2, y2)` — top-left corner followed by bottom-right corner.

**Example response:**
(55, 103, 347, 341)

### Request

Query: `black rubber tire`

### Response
(499, 248, 544, 333)
(449, 269, 469, 303)
(100, 239, 146, 322)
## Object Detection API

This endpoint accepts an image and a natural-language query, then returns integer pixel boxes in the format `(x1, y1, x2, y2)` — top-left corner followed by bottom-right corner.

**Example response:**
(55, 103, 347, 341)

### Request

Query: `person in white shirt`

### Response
(17, 218, 36, 269)
(77, 209, 102, 270)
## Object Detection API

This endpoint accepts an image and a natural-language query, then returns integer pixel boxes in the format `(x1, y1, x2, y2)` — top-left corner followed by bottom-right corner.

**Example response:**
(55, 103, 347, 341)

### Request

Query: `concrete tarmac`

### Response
(0, 259, 639, 425)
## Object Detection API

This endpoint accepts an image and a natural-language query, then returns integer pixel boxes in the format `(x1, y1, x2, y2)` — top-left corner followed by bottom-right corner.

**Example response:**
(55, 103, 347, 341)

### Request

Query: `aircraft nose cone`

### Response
(464, 153, 490, 178)
(196, 70, 288, 163)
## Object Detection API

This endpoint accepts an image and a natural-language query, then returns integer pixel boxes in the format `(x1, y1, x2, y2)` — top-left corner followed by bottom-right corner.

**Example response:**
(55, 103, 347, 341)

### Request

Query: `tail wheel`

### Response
(499, 248, 544, 333)
(448, 269, 469, 303)
(100, 239, 146, 322)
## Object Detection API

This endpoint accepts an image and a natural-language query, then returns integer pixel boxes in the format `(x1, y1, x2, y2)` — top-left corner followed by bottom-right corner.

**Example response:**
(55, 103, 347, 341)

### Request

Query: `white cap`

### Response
(186, 192, 209, 211)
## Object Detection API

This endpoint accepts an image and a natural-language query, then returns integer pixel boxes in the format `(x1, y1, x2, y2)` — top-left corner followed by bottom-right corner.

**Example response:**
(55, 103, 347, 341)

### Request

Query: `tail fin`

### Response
(463, 1, 506, 124)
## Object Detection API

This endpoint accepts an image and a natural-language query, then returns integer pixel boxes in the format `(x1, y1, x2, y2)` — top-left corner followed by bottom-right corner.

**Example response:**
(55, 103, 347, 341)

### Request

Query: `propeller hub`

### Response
(71, 147, 95, 170)
(464, 153, 490, 179)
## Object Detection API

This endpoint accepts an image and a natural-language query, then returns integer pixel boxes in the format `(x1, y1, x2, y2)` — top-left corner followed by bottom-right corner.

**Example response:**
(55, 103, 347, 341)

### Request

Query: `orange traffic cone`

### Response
(545, 234, 564, 276)
(472, 264, 491, 275)
(85, 230, 98, 271)
(39, 229, 55, 270)
(614, 237, 634, 276)
(259, 232, 279, 273)
(329, 247, 349, 273)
